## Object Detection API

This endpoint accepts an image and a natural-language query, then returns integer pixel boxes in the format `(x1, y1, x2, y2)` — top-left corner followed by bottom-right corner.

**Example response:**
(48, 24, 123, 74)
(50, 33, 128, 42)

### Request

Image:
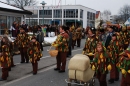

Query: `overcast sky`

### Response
(1, 0, 130, 15)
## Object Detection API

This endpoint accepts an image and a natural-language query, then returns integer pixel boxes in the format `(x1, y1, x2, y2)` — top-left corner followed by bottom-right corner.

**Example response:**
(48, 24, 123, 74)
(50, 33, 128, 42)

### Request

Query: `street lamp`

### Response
(40, 1, 46, 25)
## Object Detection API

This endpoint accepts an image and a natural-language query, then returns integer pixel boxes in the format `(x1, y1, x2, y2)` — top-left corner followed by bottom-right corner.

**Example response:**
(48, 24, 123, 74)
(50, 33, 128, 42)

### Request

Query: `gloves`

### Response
(82, 51, 85, 54)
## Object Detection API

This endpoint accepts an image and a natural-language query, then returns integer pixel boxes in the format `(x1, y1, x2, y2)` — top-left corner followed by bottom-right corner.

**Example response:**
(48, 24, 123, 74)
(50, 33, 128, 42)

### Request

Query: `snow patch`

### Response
(0, 2, 23, 11)
(44, 36, 57, 44)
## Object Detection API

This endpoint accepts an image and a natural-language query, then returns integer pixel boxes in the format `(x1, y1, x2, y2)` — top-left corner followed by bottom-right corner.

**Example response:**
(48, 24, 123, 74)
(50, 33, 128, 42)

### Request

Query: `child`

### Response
(91, 42, 111, 86)
(0, 36, 11, 81)
(27, 36, 42, 75)
(107, 34, 123, 83)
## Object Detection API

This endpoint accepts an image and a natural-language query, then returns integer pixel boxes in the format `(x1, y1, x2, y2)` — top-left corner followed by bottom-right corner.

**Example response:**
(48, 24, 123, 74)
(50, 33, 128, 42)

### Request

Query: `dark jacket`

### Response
(68, 32, 72, 47)
(37, 30, 44, 43)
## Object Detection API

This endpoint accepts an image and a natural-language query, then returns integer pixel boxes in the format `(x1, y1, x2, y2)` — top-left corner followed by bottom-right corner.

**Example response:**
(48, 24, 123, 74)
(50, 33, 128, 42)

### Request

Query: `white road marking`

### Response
(3, 65, 56, 86)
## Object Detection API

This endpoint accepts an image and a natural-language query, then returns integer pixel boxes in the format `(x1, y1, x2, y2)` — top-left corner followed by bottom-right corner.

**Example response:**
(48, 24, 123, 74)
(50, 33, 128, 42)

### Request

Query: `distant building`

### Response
(24, 5, 96, 28)
(0, 1, 32, 35)
(95, 11, 102, 28)
(125, 17, 130, 26)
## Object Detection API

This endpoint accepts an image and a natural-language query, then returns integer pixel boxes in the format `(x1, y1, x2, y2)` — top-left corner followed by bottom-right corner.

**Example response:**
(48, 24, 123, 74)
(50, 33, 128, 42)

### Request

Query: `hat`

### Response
(31, 35, 36, 40)
(19, 28, 24, 30)
(112, 33, 117, 37)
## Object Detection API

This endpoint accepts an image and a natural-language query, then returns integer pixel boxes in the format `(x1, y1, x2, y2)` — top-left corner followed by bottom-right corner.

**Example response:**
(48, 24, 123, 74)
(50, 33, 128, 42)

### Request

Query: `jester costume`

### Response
(107, 38, 123, 82)
(27, 38, 42, 75)
(15, 31, 29, 63)
(119, 25, 130, 50)
(71, 25, 77, 49)
(0, 45, 11, 80)
(76, 27, 82, 47)
(82, 34, 98, 60)
(117, 46, 130, 86)
(91, 50, 111, 86)
(52, 31, 69, 72)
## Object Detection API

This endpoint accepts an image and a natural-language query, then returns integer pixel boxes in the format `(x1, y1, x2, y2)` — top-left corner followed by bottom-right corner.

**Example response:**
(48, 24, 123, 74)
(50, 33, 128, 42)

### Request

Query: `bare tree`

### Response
(6, 0, 38, 9)
(102, 10, 111, 21)
(119, 4, 130, 23)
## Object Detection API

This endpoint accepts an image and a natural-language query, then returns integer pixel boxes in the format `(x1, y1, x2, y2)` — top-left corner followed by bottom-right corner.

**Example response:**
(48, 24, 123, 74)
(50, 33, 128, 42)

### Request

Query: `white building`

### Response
(0, 1, 32, 35)
(24, 5, 96, 28)
(95, 11, 101, 28)
(125, 17, 130, 26)
(101, 13, 111, 22)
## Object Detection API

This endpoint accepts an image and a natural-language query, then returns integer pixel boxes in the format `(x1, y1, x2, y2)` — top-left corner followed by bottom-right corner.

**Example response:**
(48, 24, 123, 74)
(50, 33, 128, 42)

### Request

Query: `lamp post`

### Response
(40, 1, 46, 25)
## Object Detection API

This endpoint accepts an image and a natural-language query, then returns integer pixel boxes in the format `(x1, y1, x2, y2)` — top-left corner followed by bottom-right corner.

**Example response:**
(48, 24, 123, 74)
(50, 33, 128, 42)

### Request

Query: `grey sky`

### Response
(1, 0, 130, 15)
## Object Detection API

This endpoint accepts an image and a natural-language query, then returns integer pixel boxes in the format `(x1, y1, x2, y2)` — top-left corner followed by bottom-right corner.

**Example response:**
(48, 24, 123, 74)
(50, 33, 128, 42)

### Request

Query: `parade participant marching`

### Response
(66, 27, 72, 57)
(119, 25, 130, 50)
(0, 36, 11, 81)
(91, 42, 112, 86)
(107, 34, 123, 83)
(98, 28, 106, 44)
(52, 26, 69, 73)
(0, 36, 13, 71)
(71, 25, 77, 49)
(37, 26, 44, 51)
(117, 44, 130, 86)
(15, 28, 29, 63)
(82, 28, 98, 60)
(76, 27, 82, 47)
(105, 26, 114, 48)
(27, 36, 42, 75)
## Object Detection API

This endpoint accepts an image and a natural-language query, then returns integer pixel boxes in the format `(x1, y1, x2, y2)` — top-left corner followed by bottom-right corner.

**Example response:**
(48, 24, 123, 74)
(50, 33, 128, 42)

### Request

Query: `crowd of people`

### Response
(51, 24, 130, 86)
(0, 20, 130, 86)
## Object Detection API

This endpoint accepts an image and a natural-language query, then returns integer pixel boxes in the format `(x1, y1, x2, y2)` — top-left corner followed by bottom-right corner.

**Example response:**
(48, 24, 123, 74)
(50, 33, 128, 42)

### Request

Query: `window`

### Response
(39, 10, 52, 18)
(53, 9, 62, 18)
(39, 19, 51, 25)
(80, 10, 83, 18)
(93, 13, 95, 20)
(87, 12, 90, 19)
(64, 9, 78, 18)
(0, 15, 7, 35)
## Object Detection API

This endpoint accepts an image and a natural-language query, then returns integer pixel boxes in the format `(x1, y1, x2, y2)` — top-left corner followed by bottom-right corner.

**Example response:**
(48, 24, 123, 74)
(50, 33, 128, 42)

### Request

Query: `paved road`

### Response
(0, 39, 121, 86)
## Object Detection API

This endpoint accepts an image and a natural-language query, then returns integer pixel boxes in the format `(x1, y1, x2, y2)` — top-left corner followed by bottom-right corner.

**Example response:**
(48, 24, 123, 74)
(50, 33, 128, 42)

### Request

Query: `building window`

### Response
(64, 9, 78, 18)
(0, 15, 7, 35)
(39, 10, 52, 18)
(53, 9, 62, 18)
(80, 10, 83, 18)
(87, 12, 90, 19)
(90, 12, 92, 20)
(39, 19, 51, 25)
(93, 13, 95, 20)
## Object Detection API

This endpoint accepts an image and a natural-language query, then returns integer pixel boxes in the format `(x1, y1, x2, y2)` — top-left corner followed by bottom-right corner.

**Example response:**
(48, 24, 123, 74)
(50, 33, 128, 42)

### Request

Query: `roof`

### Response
(0, 1, 32, 15)
(24, 5, 97, 12)
(96, 11, 100, 19)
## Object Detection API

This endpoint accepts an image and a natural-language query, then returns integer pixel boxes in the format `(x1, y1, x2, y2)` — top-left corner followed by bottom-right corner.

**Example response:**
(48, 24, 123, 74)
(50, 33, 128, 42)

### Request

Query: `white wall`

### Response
(24, 5, 96, 28)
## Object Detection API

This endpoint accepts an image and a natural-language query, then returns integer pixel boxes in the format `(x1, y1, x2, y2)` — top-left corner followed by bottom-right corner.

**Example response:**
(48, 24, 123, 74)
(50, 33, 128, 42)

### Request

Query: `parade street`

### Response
(0, 39, 121, 86)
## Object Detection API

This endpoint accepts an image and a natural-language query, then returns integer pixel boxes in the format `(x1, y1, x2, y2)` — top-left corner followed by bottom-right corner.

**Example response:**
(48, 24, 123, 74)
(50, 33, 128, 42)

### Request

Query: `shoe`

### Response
(11, 65, 16, 67)
(115, 78, 119, 81)
(0, 78, 6, 81)
(54, 68, 60, 71)
(59, 70, 65, 73)
(108, 79, 114, 83)
(26, 61, 29, 63)
(20, 61, 25, 63)
(8, 68, 11, 71)
(33, 73, 37, 75)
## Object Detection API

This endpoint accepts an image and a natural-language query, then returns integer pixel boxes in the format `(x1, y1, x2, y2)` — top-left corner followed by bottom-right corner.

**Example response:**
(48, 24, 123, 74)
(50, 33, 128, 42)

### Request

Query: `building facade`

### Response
(24, 5, 96, 28)
(0, 1, 32, 35)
